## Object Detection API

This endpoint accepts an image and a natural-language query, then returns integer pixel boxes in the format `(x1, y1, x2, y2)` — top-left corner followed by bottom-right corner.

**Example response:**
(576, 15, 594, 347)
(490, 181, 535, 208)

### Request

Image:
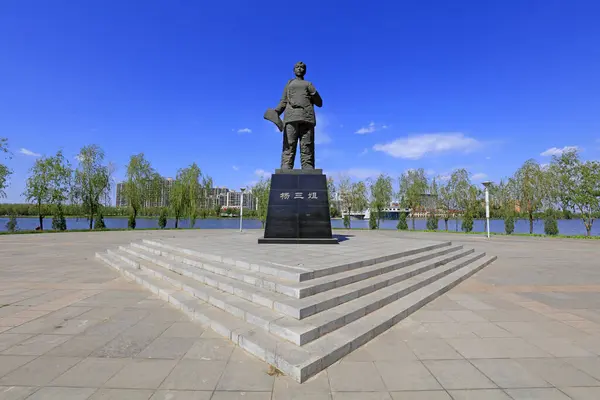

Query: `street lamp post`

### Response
(482, 181, 492, 239)
(239, 188, 246, 232)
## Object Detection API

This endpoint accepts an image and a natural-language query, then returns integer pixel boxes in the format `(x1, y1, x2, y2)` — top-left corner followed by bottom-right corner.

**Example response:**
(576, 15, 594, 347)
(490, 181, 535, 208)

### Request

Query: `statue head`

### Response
(294, 62, 306, 78)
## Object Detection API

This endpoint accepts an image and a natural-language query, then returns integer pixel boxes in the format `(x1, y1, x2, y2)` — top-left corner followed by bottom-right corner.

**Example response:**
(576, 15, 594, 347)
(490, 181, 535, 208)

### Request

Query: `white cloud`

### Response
(425, 169, 436, 176)
(540, 146, 579, 156)
(339, 168, 381, 180)
(437, 174, 451, 182)
(232, 165, 239, 171)
(471, 172, 488, 181)
(237, 128, 252, 134)
(19, 148, 41, 157)
(254, 169, 271, 178)
(355, 122, 388, 134)
(359, 148, 369, 156)
(373, 133, 481, 159)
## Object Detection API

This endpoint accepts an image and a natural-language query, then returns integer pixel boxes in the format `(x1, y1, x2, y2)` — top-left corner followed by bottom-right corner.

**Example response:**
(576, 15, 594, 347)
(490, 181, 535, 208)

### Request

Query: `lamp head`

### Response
(482, 181, 492, 188)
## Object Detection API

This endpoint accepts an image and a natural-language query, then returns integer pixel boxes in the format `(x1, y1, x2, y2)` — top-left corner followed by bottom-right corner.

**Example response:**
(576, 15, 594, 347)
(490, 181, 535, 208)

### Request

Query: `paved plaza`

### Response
(1, 229, 600, 399)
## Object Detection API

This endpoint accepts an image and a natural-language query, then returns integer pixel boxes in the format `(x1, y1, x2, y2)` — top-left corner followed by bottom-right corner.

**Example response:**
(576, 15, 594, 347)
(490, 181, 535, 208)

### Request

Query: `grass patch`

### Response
(332, 227, 599, 239)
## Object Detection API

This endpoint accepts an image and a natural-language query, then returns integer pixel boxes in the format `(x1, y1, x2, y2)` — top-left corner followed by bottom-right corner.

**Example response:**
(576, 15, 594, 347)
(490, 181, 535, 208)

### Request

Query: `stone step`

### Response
(133, 240, 460, 299)
(141, 238, 452, 282)
(95, 250, 496, 383)
(119, 243, 472, 320)
(101, 247, 487, 346)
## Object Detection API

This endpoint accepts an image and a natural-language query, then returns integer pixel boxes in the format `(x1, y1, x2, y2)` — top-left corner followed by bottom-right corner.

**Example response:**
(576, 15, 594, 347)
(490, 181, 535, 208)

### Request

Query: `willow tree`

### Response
(398, 168, 428, 230)
(448, 169, 471, 231)
(23, 150, 72, 230)
(369, 174, 393, 228)
(512, 159, 547, 234)
(71, 145, 112, 230)
(0, 138, 11, 198)
(169, 169, 187, 229)
(123, 153, 161, 228)
(252, 178, 271, 227)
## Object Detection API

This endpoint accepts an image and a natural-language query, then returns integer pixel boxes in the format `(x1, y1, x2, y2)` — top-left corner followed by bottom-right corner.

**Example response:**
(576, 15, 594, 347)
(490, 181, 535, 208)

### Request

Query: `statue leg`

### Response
(298, 122, 315, 169)
(281, 122, 299, 169)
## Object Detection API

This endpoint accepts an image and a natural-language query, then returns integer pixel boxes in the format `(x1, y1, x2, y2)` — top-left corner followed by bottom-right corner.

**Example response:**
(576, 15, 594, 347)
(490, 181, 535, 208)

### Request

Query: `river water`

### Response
(0, 216, 598, 236)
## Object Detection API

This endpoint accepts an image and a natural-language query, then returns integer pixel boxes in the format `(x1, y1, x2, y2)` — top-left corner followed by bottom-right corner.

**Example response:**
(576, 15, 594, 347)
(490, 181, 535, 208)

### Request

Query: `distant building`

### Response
(114, 177, 174, 208)
(116, 180, 257, 211)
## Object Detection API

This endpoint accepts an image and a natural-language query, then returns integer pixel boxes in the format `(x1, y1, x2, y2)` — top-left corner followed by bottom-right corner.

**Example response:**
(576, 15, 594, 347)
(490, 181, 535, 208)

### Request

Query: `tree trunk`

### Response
(38, 215, 43, 231)
(412, 216, 416, 230)
(444, 218, 449, 231)
(585, 219, 592, 237)
(529, 213, 534, 234)
(175, 216, 179, 229)
(89, 214, 94, 230)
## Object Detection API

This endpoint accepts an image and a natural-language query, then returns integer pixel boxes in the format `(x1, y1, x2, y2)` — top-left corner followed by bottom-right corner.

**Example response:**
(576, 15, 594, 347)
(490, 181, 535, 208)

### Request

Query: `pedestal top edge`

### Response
(274, 169, 324, 175)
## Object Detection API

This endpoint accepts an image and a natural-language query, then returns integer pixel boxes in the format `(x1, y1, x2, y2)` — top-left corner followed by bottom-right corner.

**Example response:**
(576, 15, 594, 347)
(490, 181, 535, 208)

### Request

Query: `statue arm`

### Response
(308, 82, 323, 107)
(274, 84, 288, 115)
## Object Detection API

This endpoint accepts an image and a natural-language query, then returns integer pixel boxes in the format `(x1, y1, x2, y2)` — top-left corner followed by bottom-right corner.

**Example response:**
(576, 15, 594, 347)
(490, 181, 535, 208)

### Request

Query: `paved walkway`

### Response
(1, 230, 600, 399)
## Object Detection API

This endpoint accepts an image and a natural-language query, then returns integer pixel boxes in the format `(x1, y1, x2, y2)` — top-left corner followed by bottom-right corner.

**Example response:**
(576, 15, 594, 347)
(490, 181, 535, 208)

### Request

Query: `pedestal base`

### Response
(258, 237, 339, 244)
(259, 169, 336, 245)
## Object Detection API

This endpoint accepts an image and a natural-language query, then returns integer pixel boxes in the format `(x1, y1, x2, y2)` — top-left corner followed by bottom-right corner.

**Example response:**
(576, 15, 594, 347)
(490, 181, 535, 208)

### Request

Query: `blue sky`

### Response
(1, 0, 599, 204)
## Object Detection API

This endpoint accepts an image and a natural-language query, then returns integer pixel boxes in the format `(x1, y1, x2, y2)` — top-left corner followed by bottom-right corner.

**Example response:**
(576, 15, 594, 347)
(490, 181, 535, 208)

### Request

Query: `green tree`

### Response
(570, 160, 600, 236)
(369, 174, 393, 228)
(398, 168, 428, 230)
(437, 182, 453, 231)
(397, 212, 408, 230)
(123, 154, 161, 229)
(448, 169, 471, 231)
(169, 170, 187, 228)
(251, 178, 271, 228)
(23, 150, 72, 231)
(462, 211, 474, 232)
(512, 159, 547, 234)
(544, 208, 559, 235)
(6, 214, 18, 232)
(369, 210, 377, 229)
(0, 138, 11, 198)
(128, 211, 136, 229)
(337, 175, 353, 227)
(71, 145, 113, 230)
(180, 163, 203, 228)
(51, 204, 67, 231)
(158, 207, 168, 229)
(548, 149, 579, 216)
(95, 212, 106, 230)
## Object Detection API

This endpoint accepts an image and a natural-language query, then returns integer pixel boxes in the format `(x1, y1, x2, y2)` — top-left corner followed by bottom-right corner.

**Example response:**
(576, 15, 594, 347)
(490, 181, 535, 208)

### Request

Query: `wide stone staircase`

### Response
(96, 238, 496, 382)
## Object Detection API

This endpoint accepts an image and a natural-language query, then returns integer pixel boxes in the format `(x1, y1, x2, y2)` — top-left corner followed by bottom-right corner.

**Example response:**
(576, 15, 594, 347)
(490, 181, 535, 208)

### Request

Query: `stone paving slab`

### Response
(0, 229, 599, 398)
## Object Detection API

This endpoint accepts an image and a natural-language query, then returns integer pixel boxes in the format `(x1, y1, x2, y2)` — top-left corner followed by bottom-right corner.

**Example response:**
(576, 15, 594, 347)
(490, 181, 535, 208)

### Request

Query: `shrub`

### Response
(397, 212, 408, 230)
(94, 213, 106, 230)
(369, 211, 377, 230)
(343, 214, 350, 229)
(544, 210, 559, 236)
(51, 204, 67, 231)
(158, 208, 168, 229)
(5, 214, 18, 232)
(461, 212, 474, 233)
(426, 213, 438, 231)
(504, 214, 515, 235)
(128, 212, 136, 229)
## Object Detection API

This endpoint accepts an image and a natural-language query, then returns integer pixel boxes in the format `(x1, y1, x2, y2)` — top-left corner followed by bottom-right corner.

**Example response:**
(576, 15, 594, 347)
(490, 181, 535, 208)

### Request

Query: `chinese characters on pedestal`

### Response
(280, 192, 319, 200)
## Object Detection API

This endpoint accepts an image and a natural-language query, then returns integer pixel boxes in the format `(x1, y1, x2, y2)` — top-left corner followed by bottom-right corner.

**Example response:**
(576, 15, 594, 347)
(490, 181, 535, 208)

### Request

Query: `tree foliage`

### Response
(397, 212, 408, 230)
(0, 138, 11, 198)
(158, 208, 168, 229)
(23, 150, 72, 231)
(512, 159, 548, 234)
(251, 178, 271, 228)
(123, 153, 161, 226)
(71, 145, 112, 230)
(398, 168, 428, 230)
(369, 174, 393, 228)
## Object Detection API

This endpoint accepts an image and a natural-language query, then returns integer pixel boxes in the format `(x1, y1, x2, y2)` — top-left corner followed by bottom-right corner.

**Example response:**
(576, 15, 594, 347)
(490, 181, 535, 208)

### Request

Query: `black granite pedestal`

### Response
(258, 169, 338, 244)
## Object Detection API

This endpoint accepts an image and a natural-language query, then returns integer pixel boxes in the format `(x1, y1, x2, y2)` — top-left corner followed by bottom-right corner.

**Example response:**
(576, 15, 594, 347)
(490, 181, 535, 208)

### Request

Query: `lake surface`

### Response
(0, 216, 598, 236)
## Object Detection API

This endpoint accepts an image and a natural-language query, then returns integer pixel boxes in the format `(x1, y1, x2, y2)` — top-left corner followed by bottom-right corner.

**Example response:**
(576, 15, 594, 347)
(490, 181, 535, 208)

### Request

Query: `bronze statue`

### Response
(264, 62, 323, 169)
